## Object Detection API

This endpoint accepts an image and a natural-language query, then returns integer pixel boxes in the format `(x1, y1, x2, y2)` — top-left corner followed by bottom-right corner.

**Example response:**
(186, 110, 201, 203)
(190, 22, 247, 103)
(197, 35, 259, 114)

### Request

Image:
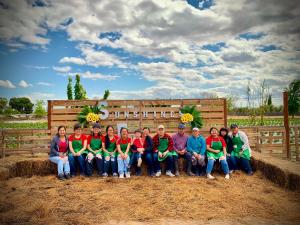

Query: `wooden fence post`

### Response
(48, 100, 52, 131)
(283, 92, 290, 160)
(223, 98, 227, 128)
(295, 127, 299, 161)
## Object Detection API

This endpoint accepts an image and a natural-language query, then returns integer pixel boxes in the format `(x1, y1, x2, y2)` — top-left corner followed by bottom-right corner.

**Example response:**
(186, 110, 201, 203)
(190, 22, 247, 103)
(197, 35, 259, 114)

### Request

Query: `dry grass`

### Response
(0, 172, 300, 225)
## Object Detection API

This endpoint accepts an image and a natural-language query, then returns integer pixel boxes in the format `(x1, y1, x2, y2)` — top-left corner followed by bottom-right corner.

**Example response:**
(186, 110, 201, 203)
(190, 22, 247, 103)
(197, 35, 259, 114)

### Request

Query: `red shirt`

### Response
(132, 138, 144, 148)
(103, 135, 119, 144)
(117, 137, 131, 145)
(206, 136, 226, 148)
(68, 134, 87, 145)
(58, 140, 67, 153)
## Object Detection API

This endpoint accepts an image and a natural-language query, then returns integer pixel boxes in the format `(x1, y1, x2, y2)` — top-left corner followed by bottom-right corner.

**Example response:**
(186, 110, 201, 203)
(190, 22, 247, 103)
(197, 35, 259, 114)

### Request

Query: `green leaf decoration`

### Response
(180, 105, 203, 129)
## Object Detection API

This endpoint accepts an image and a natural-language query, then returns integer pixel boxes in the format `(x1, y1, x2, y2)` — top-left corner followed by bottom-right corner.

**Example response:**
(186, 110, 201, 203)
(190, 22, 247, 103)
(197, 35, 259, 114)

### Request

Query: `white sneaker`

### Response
(207, 174, 215, 179)
(119, 173, 124, 179)
(166, 171, 175, 177)
(155, 171, 161, 177)
(125, 172, 131, 178)
(225, 174, 230, 179)
(137, 158, 142, 167)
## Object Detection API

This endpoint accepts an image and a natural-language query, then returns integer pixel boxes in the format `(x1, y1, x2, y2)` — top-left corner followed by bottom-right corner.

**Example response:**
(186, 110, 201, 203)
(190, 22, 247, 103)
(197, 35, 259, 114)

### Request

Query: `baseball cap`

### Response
(230, 124, 238, 129)
(157, 125, 165, 130)
(192, 127, 199, 131)
(178, 123, 186, 129)
(92, 123, 101, 129)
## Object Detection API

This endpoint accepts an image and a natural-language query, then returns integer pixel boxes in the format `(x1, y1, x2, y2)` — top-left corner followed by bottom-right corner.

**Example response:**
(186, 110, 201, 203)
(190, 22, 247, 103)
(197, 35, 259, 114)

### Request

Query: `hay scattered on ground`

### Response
(0, 172, 299, 225)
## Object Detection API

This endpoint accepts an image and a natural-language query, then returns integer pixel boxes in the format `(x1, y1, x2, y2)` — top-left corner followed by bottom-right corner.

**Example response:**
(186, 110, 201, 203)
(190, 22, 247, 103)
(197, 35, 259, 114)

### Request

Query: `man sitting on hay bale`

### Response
(152, 125, 176, 177)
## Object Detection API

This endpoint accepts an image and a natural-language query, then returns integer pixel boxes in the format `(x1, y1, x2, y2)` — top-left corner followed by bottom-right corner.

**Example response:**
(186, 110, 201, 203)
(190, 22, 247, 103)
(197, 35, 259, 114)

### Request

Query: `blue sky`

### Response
(0, 0, 299, 107)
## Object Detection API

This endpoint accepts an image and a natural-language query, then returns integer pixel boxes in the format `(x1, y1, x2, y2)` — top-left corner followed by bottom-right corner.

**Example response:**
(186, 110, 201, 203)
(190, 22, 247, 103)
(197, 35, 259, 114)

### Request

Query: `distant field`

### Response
(0, 115, 299, 129)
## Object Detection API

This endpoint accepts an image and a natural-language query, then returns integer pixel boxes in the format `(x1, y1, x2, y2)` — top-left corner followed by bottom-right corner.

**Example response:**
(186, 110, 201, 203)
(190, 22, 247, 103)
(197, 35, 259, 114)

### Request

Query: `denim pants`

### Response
(68, 154, 85, 176)
(206, 158, 229, 175)
(85, 155, 103, 176)
(49, 156, 70, 175)
(185, 152, 206, 175)
(240, 157, 253, 174)
(161, 155, 174, 172)
(103, 155, 117, 174)
(229, 155, 239, 170)
(117, 155, 130, 174)
(144, 152, 162, 174)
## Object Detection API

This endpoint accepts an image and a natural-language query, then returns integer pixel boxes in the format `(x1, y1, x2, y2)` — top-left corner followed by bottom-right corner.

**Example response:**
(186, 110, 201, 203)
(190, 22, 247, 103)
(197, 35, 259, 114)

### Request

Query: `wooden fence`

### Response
(48, 99, 227, 134)
(1, 126, 299, 161)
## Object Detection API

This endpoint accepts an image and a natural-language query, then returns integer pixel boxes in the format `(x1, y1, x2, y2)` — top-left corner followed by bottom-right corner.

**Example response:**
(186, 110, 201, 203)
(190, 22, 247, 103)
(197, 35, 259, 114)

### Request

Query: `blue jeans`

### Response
(103, 155, 117, 174)
(152, 152, 161, 172)
(240, 157, 253, 174)
(130, 152, 142, 175)
(206, 158, 229, 175)
(49, 156, 70, 175)
(229, 155, 239, 170)
(117, 155, 130, 174)
(144, 152, 154, 175)
(68, 154, 85, 176)
(186, 152, 206, 175)
(161, 155, 174, 172)
(85, 155, 103, 176)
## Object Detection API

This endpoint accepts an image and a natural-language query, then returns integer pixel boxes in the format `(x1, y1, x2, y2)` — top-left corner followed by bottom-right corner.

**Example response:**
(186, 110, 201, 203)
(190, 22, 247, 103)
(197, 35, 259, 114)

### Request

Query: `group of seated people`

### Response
(49, 123, 253, 180)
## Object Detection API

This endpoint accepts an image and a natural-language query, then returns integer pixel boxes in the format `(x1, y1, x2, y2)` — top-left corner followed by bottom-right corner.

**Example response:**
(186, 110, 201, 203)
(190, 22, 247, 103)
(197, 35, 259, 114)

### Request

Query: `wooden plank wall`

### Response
(48, 99, 227, 134)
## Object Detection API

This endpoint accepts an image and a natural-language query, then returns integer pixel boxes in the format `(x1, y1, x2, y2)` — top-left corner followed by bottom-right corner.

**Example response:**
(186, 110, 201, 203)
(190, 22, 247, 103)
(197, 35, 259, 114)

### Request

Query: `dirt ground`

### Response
(0, 171, 300, 225)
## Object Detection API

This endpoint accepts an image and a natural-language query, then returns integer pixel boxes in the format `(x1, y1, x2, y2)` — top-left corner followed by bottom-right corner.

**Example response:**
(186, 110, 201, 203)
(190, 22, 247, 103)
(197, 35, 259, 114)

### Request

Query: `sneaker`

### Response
(125, 172, 131, 178)
(65, 173, 71, 179)
(58, 174, 65, 180)
(225, 174, 230, 179)
(166, 171, 175, 177)
(102, 173, 108, 178)
(137, 158, 142, 167)
(207, 174, 215, 179)
(150, 172, 155, 177)
(113, 173, 118, 177)
(187, 171, 195, 176)
(229, 170, 234, 174)
(155, 171, 161, 177)
(247, 171, 253, 176)
(119, 173, 124, 179)
(175, 171, 180, 176)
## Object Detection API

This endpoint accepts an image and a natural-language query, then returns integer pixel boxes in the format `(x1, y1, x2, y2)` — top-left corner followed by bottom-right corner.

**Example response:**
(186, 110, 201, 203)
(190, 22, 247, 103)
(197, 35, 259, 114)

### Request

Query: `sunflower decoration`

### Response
(77, 104, 104, 127)
(180, 113, 194, 123)
(180, 105, 203, 129)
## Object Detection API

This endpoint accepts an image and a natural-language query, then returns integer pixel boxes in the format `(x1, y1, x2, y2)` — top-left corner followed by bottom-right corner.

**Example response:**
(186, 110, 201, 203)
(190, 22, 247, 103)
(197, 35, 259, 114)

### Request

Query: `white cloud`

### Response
(19, 80, 33, 88)
(21, 92, 58, 103)
(53, 66, 71, 73)
(69, 71, 119, 81)
(0, 80, 16, 88)
(59, 57, 86, 65)
(37, 82, 54, 86)
(24, 65, 49, 70)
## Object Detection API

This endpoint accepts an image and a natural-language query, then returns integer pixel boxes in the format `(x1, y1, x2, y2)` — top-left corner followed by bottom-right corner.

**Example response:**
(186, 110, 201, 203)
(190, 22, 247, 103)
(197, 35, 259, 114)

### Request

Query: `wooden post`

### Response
(295, 127, 299, 161)
(47, 100, 52, 131)
(283, 92, 290, 160)
(223, 98, 227, 128)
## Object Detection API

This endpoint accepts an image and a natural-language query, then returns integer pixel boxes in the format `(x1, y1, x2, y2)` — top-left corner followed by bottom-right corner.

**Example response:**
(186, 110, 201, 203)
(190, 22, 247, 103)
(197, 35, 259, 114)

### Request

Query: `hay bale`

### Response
(252, 151, 300, 191)
(15, 161, 33, 177)
(0, 167, 9, 181)
(288, 173, 300, 191)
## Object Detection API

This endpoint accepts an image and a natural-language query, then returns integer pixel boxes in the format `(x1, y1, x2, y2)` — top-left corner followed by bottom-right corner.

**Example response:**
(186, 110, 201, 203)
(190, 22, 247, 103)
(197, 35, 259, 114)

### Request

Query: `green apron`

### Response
(69, 139, 83, 156)
(157, 138, 174, 162)
(88, 137, 102, 155)
(117, 140, 130, 156)
(232, 135, 251, 160)
(103, 141, 117, 157)
(207, 139, 224, 159)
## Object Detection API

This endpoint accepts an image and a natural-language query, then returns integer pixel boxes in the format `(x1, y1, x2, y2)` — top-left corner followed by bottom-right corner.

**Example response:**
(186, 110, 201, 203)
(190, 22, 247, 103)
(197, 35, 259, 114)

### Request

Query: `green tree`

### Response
(9, 97, 34, 114)
(103, 89, 110, 100)
(0, 97, 8, 113)
(67, 76, 73, 100)
(285, 79, 300, 118)
(74, 74, 87, 100)
(34, 100, 47, 117)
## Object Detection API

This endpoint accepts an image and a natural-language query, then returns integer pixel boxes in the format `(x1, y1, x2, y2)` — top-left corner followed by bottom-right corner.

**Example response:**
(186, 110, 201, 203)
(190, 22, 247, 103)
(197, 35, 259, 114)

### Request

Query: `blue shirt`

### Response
(187, 135, 206, 155)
